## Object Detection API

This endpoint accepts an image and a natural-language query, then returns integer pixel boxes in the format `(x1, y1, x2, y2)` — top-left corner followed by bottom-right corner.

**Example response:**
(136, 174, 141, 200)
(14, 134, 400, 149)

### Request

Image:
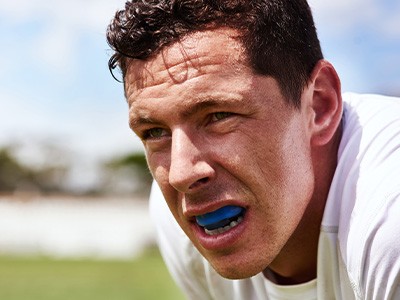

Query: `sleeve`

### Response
(148, 182, 214, 300)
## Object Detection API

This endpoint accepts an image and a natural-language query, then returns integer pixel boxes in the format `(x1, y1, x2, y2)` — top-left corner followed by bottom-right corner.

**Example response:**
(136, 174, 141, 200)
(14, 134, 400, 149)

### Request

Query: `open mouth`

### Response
(195, 206, 245, 236)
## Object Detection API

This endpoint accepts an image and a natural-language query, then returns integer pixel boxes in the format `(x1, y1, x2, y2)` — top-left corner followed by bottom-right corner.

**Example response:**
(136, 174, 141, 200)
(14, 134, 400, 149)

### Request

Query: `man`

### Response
(107, 1, 400, 299)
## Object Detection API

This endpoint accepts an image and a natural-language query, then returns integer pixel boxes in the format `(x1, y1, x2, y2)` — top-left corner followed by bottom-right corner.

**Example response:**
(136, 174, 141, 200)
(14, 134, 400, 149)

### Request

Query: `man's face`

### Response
(126, 29, 316, 279)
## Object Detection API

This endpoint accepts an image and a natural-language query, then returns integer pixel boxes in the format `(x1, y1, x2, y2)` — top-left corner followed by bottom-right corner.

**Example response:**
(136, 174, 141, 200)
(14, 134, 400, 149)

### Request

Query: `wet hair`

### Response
(107, 0, 323, 106)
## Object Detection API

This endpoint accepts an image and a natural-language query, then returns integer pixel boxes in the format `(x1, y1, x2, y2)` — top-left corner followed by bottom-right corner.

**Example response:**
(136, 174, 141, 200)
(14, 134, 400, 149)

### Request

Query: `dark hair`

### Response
(107, 0, 323, 106)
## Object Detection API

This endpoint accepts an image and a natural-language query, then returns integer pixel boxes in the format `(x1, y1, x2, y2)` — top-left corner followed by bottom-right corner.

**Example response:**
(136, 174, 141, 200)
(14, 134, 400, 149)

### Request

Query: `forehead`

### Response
(124, 28, 250, 101)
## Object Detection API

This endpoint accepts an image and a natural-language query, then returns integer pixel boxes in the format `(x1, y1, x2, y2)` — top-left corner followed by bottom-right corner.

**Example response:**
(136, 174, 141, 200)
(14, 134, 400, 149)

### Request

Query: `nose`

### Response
(168, 129, 214, 193)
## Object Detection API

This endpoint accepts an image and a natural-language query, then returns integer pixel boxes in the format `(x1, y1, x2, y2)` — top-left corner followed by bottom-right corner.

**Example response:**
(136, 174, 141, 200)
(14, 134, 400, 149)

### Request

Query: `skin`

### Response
(125, 28, 342, 284)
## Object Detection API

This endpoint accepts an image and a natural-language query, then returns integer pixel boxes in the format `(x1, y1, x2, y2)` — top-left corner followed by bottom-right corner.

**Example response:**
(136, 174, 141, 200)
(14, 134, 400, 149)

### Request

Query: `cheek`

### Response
(277, 122, 315, 205)
(146, 152, 180, 207)
(229, 118, 313, 202)
(146, 150, 170, 181)
(282, 118, 313, 175)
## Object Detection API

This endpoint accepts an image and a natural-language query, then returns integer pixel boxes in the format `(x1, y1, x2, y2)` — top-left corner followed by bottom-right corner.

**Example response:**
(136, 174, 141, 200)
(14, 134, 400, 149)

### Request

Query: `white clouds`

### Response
(0, 0, 126, 75)
(31, 23, 77, 73)
(379, 8, 400, 39)
(0, 0, 125, 32)
(309, 0, 376, 22)
(0, 90, 48, 138)
(0, 0, 135, 147)
(309, 0, 400, 38)
(307, 0, 400, 94)
(0, 87, 138, 158)
(2, 0, 399, 66)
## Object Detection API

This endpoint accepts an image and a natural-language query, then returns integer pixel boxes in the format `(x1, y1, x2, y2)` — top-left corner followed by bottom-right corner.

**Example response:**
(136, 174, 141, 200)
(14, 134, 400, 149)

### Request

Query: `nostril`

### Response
(189, 177, 210, 190)
(198, 178, 209, 184)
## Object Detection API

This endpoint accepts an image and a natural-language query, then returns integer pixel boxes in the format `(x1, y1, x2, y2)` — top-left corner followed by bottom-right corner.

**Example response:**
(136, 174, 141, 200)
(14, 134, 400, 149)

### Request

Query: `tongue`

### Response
(196, 206, 244, 227)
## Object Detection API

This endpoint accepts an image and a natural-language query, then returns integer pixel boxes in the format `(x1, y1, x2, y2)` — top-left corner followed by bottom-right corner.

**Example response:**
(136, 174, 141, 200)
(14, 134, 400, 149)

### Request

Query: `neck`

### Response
(263, 199, 323, 285)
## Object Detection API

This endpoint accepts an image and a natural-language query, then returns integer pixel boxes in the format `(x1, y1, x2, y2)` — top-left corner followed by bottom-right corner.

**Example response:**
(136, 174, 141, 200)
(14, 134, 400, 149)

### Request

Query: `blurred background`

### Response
(0, 0, 399, 299)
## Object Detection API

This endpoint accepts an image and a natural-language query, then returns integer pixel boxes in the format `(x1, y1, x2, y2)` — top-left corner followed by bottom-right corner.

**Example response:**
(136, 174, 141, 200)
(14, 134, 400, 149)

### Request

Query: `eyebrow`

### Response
(129, 96, 242, 129)
(181, 99, 222, 118)
(129, 115, 157, 130)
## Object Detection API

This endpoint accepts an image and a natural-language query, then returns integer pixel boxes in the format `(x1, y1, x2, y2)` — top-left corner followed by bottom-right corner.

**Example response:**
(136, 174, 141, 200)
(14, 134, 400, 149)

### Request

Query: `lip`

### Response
(189, 206, 249, 251)
(184, 200, 247, 219)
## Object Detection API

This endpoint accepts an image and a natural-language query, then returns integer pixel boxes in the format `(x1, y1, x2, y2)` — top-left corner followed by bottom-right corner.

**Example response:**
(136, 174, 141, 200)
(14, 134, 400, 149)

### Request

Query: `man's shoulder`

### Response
(324, 93, 400, 222)
(341, 92, 400, 123)
(327, 92, 400, 299)
(334, 92, 400, 247)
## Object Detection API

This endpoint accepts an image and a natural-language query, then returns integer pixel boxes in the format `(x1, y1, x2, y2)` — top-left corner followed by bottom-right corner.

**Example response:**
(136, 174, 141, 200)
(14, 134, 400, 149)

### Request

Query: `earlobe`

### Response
(308, 60, 342, 146)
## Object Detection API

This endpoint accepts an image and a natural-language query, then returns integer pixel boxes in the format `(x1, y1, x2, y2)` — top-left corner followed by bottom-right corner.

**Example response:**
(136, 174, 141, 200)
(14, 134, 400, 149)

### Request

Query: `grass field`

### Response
(0, 249, 185, 300)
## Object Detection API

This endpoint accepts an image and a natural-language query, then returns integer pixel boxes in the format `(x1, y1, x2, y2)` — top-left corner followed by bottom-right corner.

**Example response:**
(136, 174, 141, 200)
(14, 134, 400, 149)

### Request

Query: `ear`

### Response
(307, 60, 342, 146)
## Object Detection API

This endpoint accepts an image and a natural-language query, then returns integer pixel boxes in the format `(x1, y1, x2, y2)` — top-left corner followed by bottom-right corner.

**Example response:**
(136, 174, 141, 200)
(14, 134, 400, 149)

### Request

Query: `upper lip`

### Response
(183, 200, 247, 220)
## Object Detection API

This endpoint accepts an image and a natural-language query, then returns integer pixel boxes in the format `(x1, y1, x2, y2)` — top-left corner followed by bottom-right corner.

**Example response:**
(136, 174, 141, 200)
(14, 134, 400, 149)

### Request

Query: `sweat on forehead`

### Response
(124, 29, 248, 98)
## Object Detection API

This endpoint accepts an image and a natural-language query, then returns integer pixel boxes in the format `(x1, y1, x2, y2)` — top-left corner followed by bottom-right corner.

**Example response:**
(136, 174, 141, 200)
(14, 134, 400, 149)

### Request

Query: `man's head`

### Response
(107, 0, 323, 106)
(107, 0, 342, 282)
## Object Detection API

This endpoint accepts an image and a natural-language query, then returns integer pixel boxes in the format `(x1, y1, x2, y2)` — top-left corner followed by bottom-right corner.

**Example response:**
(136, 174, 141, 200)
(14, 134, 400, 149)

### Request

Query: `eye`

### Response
(211, 112, 232, 121)
(143, 127, 168, 139)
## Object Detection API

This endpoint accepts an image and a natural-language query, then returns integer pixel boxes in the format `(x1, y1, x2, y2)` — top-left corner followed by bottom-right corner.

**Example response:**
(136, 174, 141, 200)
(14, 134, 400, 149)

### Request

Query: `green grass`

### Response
(0, 248, 185, 300)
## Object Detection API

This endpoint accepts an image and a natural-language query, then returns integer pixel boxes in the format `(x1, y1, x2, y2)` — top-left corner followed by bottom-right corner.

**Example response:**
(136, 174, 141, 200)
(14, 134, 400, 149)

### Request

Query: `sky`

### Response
(1, 1, 399, 189)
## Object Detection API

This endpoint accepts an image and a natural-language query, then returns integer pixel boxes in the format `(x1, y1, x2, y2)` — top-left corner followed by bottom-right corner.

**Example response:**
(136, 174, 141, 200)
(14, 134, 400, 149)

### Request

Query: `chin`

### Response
(210, 257, 267, 280)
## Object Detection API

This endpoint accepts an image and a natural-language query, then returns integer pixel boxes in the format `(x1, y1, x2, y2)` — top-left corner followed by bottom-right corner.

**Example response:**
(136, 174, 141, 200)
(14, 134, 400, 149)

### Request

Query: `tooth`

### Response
(203, 215, 244, 236)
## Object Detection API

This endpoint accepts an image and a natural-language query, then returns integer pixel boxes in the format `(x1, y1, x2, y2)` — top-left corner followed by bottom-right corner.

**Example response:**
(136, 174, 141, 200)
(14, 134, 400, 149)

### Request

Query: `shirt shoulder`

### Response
(324, 93, 400, 299)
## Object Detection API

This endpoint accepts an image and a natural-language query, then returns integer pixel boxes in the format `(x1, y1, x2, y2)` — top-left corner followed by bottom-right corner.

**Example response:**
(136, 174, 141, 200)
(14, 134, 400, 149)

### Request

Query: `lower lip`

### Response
(191, 213, 248, 251)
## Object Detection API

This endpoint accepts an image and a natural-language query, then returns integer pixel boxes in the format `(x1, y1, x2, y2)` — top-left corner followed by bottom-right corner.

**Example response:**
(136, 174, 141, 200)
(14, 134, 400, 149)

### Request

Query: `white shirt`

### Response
(149, 93, 400, 299)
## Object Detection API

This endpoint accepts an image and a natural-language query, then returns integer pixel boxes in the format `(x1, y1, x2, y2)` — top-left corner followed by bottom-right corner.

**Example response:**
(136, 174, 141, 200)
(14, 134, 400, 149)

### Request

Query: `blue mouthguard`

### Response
(195, 205, 244, 227)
